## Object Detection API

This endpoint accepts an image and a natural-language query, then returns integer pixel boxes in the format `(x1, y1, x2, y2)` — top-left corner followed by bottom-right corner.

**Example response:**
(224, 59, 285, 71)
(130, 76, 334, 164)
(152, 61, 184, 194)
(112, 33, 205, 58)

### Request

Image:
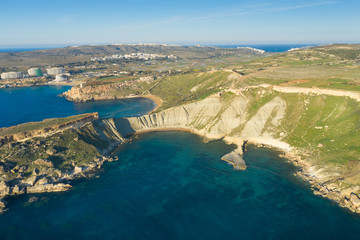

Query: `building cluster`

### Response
(91, 53, 177, 62)
(0, 67, 68, 82)
(237, 47, 266, 54)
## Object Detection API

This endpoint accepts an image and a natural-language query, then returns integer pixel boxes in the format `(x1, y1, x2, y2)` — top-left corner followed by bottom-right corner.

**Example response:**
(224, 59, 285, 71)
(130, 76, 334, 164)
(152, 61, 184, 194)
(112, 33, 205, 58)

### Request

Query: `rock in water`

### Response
(28, 196, 39, 203)
(221, 150, 247, 170)
(0, 199, 6, 214)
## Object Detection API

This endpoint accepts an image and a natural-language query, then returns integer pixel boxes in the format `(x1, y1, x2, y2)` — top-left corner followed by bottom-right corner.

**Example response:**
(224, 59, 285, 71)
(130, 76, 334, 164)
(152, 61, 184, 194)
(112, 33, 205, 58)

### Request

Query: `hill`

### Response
(0, 44, 265, 71)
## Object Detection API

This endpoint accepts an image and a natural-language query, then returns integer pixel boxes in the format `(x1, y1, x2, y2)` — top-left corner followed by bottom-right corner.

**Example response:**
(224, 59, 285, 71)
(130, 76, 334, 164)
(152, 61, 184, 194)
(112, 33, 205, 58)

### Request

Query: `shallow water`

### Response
(0, 85, 155, 128)
(1, 132, 360, 239)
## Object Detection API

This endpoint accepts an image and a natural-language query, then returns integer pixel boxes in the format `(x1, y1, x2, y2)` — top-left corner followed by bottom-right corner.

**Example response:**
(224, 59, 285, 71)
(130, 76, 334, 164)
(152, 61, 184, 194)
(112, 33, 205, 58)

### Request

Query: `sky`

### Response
(0, 0, 359, 47)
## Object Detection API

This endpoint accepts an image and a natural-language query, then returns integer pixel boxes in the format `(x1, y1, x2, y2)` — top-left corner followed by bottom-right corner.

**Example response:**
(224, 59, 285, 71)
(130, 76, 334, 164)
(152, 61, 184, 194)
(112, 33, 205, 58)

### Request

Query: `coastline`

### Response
(139, 94, 163, 113)
(57, 84, 360, 215)
(126, 125, 360, 214)
(3, 84, 360, 214)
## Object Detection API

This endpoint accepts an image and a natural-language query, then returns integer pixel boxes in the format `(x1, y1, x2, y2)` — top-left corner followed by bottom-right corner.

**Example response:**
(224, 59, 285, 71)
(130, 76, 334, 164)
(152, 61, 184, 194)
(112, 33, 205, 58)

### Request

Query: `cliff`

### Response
(61, 84, 124, 102)
(0, 113, 99, 147)
(2, 85, 360, 214)
(120, 86, 360, 213)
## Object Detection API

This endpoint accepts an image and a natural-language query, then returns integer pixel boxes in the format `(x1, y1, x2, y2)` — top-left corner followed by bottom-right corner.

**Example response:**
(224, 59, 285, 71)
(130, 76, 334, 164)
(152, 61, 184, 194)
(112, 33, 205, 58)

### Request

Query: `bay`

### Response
(0, 85, 155, 128)
(1, 132, 360, 239)
(1, 86, 360, 239)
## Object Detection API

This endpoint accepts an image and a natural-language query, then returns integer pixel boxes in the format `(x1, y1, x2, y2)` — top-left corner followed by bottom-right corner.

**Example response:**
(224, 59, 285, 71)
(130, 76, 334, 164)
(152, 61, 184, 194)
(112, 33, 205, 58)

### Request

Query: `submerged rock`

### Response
(0, 198, 5, 213)
(221, 150, 247, 170)
(28, 196, 39, 203)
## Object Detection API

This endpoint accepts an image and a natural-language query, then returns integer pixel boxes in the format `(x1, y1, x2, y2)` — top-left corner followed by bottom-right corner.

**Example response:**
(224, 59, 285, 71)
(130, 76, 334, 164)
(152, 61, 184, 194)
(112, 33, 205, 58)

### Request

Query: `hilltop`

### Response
(0, 44, 265, 71)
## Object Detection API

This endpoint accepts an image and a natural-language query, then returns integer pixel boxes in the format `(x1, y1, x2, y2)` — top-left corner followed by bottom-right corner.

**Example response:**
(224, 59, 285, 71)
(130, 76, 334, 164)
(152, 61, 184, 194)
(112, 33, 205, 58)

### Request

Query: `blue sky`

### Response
(0, 0, 359, 47)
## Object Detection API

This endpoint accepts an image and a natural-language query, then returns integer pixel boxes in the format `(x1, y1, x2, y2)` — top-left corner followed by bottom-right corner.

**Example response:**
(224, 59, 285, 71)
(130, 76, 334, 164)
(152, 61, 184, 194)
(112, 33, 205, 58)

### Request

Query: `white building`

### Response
(54, 74, 67, 82)
(1, 72, 23, 79)
(46, 67, 65, 75)
(28, 68, 42, 77)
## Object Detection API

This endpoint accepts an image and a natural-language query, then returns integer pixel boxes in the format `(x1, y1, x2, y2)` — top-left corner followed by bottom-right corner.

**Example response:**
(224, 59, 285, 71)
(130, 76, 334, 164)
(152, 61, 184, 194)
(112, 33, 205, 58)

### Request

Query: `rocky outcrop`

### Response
(62, 84, 119, 102)
(221, 150, 247, 170)
(0, 113, 99, 147)
(61, 82, 139, 102)
(34, 158, 54, 167)
(27, 183, 71, 194)
(0, 114, 125, 213)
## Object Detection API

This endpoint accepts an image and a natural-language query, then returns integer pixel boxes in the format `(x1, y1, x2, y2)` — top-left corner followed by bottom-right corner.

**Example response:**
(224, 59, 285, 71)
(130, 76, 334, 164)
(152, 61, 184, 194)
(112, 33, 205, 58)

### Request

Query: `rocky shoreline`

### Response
(0, 113, 99, 147)
(60, 84, 163, 114)
(118, 91, 360, 214)
(0, 155, 118, 214)
(128, 124, 360, 213)
(226, 138, 360, 214)
(2, 85, 360, 215)
(0, 115, 128, 214)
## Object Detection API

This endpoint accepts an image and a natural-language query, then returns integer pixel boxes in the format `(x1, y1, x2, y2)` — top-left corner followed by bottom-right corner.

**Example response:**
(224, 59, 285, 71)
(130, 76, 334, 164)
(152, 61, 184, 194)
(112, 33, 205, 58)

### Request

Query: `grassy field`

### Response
(229, 87, 360, 168)
(226, 44, 360, 91)
(150, 71, 232, 110)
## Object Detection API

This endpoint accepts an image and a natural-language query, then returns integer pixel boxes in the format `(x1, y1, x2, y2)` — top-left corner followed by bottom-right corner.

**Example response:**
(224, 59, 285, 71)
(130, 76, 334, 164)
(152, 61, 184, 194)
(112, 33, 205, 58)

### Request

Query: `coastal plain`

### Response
(1, 43, 360, 214)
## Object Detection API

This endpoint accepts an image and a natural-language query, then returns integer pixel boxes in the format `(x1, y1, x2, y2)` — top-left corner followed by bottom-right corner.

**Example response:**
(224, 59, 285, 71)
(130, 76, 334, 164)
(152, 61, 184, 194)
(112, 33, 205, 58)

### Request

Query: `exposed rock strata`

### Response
(120, 93, 360, 214)
(0, 113, 99, 147)
(2, 88, 360, 214)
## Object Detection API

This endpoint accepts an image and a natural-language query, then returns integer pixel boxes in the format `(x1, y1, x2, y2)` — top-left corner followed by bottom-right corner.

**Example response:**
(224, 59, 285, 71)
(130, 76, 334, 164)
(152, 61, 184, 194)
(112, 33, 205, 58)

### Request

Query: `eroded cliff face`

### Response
(125, 94, 289, 151)
(0, 113, 99, 147)
(2, 88, 360, 214)
(120, 90, 360, 213)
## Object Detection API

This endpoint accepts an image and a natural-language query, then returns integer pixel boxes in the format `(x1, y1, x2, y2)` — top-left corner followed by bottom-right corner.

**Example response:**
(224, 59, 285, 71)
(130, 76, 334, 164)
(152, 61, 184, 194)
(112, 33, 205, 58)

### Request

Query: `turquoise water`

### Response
(1, 86, 360, 239)
(1, 132, 360, 239)
(0, 86, 155, 128)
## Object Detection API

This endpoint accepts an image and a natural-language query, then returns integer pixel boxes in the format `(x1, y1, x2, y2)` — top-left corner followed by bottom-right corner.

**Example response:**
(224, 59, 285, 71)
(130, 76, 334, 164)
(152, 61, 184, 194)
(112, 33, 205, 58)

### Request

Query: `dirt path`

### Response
(272, 85, 360, 102)
(228, 84, 360, 102)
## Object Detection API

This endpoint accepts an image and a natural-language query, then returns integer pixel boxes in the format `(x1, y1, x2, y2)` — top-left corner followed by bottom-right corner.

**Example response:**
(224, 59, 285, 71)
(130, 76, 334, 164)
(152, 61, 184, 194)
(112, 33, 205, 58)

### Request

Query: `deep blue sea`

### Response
(214, 44, 318, 52)
(0, 48, 51, 52)
(0, 86, 155, 128)
(1, 86, 360, 239)
(0, 44, 318, 53)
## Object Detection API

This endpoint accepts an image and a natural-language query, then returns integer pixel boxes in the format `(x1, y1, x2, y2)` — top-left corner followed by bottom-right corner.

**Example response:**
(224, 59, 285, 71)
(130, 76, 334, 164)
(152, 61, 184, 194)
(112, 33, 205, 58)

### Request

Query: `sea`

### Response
(0, 86, 155, 128)
(0, 44, 319, 53)
(0, 48, 51, 53)
(214, 44, 318, 52)
(1, 86, 360, 239)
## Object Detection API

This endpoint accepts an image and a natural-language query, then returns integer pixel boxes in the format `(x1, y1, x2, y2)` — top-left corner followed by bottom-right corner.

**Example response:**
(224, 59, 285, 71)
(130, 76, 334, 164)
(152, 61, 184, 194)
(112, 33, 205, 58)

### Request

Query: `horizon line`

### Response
(1, 42, 357, 49)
